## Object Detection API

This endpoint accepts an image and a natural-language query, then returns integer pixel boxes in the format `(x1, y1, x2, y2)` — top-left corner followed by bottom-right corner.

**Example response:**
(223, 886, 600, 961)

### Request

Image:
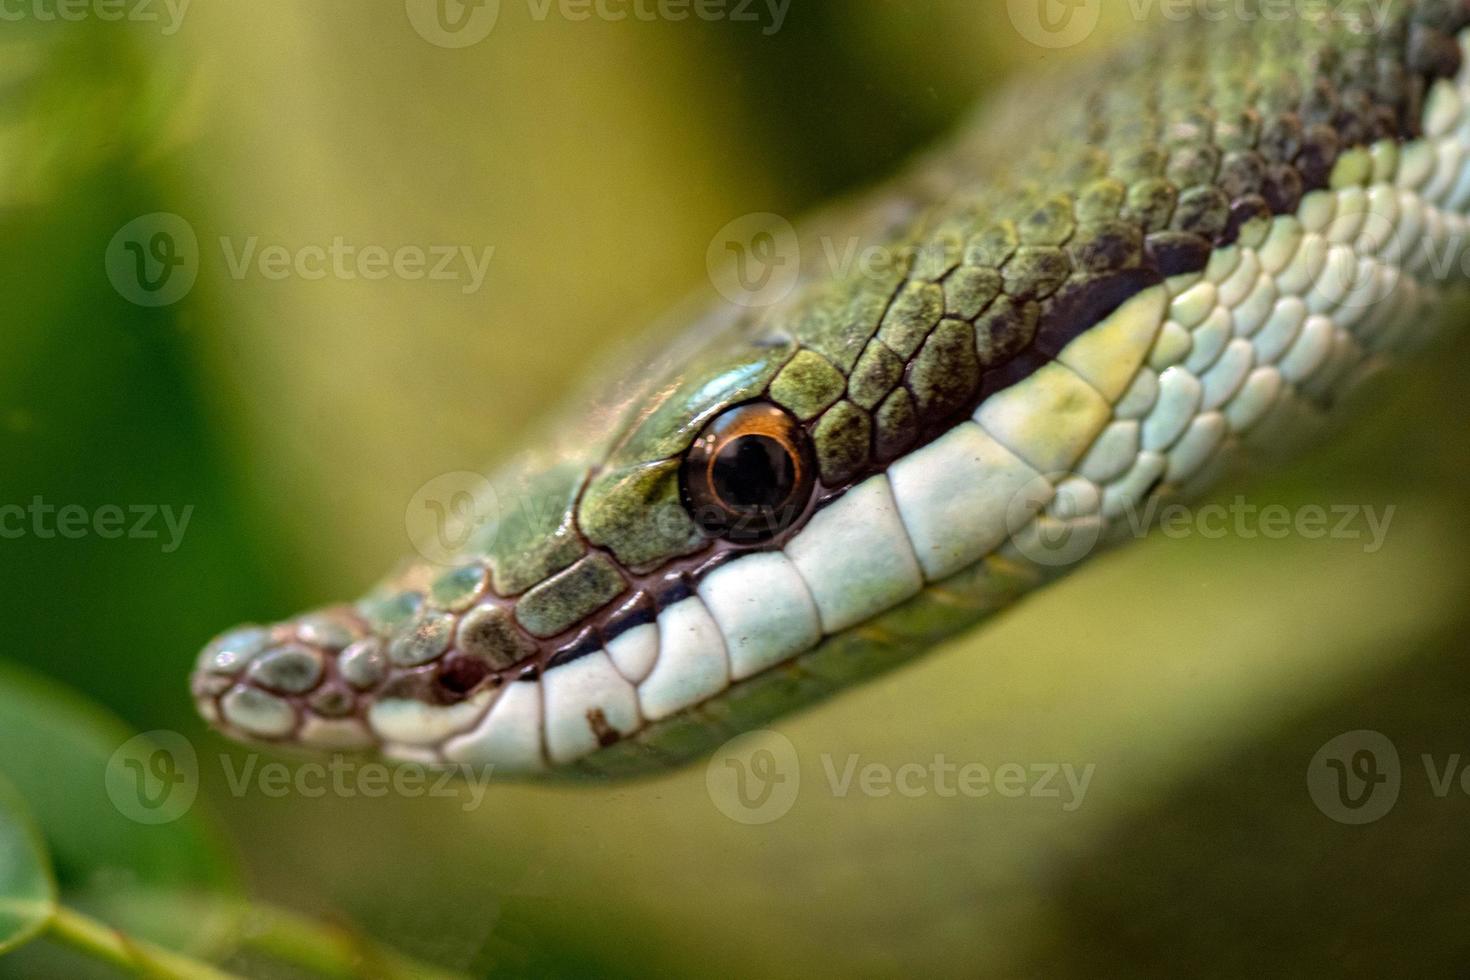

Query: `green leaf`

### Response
(0, 771, 57, 954)
(0, 660, 241, 955)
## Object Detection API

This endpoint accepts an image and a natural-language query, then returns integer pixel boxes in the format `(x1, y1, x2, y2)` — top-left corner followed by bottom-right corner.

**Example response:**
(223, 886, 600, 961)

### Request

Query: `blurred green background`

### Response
(3, 2, 1470, 976)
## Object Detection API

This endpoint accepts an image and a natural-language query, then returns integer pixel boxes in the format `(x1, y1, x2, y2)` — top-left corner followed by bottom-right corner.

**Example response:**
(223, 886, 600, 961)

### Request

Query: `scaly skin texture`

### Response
(193, 1, 1470, 776)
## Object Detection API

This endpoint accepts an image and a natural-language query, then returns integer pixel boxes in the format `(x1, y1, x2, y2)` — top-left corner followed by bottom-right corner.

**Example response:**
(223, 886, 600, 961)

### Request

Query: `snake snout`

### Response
(191, 606, 382, 750)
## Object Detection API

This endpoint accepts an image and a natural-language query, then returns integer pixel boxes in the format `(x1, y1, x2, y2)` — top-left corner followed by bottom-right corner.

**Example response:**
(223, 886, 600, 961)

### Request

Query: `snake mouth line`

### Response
(186, 270, 1161, 755)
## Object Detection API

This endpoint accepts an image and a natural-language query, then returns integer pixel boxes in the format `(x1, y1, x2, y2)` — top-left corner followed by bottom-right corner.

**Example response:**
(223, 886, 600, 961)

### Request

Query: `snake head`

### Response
(190, 315, 850, 776)
(193, 5, 1470, 779)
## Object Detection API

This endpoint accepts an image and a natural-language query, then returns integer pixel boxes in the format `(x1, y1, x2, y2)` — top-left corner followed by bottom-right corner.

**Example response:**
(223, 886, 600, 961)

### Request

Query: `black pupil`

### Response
(711, 435, 795, 512)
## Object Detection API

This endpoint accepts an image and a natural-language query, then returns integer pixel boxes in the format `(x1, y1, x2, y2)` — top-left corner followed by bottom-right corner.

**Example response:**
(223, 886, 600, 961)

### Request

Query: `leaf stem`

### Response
(43, 904, 242, 980)
(237, 903, 466, 980)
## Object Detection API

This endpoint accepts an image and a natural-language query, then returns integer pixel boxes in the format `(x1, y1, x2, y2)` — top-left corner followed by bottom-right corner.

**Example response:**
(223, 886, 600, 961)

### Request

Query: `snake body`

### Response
(193, 1, 1470, 776)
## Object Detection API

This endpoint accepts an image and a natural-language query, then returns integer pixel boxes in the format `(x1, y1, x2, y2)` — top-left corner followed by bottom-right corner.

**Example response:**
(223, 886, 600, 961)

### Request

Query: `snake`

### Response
(191, 0, 1470, 777)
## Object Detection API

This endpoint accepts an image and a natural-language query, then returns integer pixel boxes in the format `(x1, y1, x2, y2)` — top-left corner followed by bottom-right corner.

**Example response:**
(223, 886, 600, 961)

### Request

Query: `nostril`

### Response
(436, 654, 493, 699)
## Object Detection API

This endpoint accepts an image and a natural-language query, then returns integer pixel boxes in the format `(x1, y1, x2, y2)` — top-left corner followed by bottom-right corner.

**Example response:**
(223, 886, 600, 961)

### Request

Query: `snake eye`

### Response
(681, 402, 815, 543)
